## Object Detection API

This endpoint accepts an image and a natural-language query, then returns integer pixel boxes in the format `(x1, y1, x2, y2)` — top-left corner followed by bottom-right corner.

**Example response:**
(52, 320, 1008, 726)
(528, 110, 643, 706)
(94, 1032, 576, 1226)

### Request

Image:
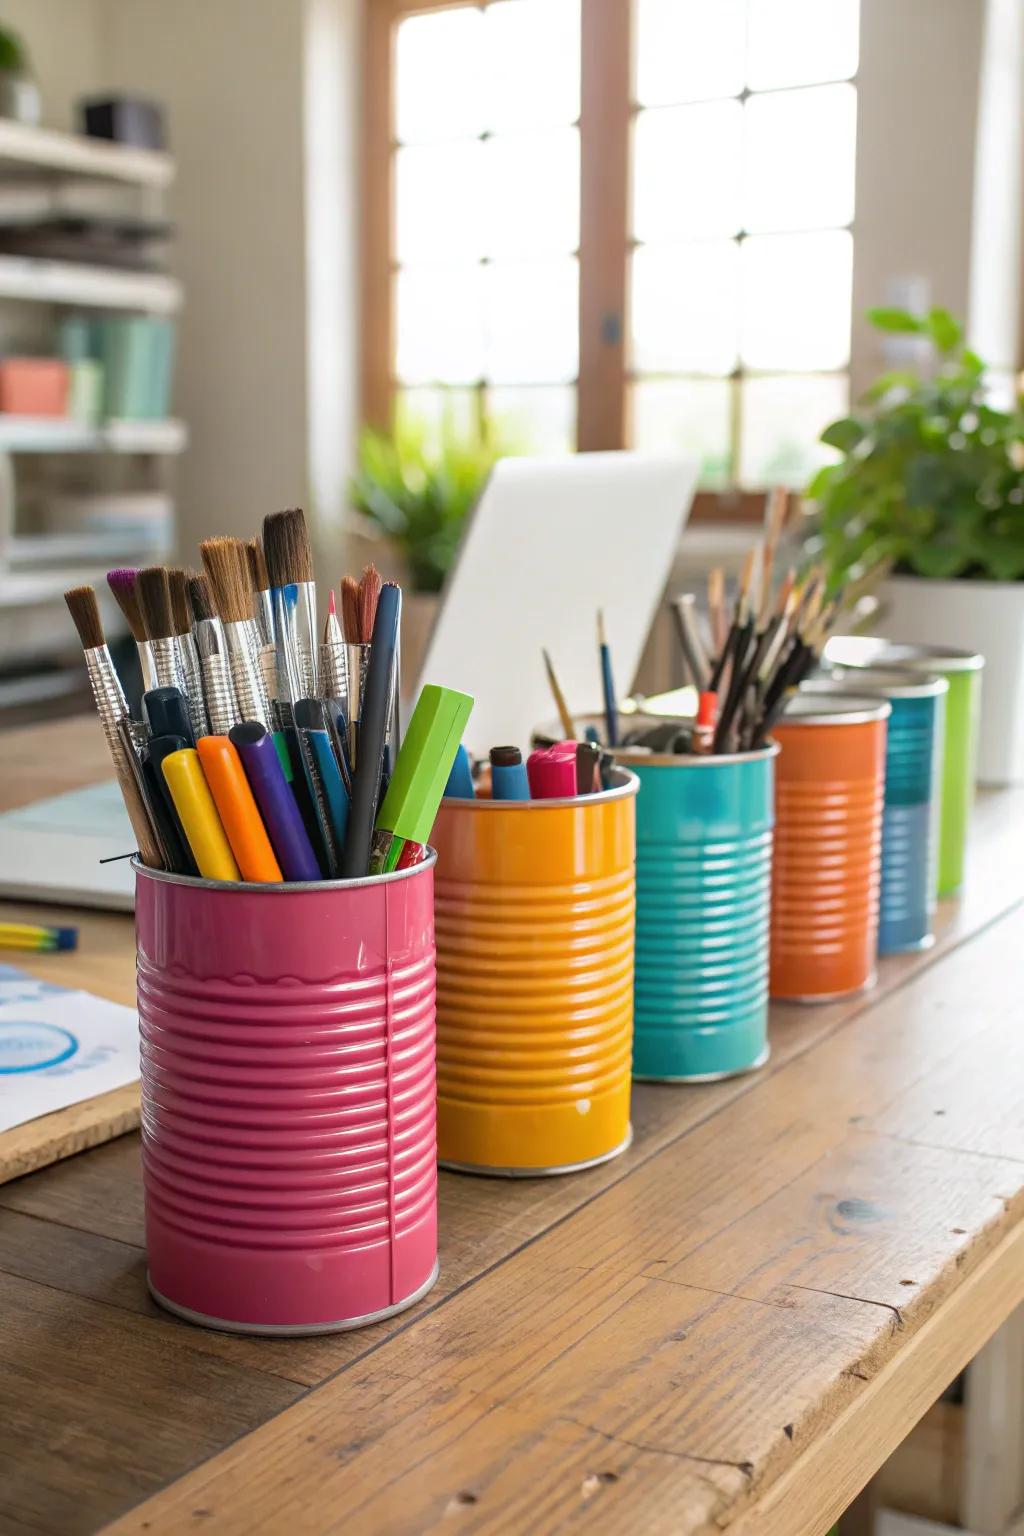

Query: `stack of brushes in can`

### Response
(606, 486, 888, 758)
(64, 507, 473, 884)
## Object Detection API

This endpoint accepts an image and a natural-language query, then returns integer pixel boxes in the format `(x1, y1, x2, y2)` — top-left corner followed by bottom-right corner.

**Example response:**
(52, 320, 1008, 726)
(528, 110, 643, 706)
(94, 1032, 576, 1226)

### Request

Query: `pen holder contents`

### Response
(431, 769, 638, 1175)
(803, 668, 947, 955)
(770, 694, 889, 1002)
(134, 857, 439, 1335)
(824, 637, 983, 897)
(628, 744, 777, 1082)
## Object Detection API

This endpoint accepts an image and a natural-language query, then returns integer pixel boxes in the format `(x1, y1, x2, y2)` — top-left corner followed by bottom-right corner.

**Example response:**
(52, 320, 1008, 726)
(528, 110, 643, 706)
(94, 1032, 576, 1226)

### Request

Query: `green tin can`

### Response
(824, 638, 984, 896)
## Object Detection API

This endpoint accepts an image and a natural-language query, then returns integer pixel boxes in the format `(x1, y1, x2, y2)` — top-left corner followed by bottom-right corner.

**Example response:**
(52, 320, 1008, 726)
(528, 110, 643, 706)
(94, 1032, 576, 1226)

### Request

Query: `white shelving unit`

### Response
(0, 122, 182, 693)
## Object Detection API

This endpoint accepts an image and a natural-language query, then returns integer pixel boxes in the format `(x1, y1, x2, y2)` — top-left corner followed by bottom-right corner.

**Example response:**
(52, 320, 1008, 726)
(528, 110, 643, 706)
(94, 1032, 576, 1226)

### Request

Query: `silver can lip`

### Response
(441, 765, 639, 810)
(777, 691, 892, 726)
(803, 666, 948, 701)
(131, 846, 438, 894)
(825, 635, 984, 674)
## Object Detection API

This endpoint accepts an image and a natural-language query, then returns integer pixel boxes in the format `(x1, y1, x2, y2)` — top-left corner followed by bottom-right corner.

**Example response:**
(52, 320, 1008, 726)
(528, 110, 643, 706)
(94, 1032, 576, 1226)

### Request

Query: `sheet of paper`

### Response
(0, 966, 139, 1134)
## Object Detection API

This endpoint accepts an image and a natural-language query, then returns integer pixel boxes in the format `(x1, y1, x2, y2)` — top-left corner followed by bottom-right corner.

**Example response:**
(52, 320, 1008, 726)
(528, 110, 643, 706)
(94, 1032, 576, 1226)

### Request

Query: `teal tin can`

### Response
(803, 669, 948, 954)
(629, 744, 777, 1082)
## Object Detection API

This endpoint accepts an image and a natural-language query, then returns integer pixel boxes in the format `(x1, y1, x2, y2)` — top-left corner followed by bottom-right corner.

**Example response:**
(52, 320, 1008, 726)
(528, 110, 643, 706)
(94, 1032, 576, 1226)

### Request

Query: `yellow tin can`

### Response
(432, 769, 638, 1175)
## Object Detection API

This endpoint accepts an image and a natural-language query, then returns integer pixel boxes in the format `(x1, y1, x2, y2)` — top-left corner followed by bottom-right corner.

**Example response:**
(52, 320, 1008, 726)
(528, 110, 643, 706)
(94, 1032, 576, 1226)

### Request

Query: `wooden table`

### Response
(2, 717, 1024, 1536)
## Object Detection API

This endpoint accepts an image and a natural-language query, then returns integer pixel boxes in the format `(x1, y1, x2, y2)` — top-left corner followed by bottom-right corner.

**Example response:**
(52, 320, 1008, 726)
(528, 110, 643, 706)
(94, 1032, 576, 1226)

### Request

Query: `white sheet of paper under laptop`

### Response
(416, 452, 698, 757)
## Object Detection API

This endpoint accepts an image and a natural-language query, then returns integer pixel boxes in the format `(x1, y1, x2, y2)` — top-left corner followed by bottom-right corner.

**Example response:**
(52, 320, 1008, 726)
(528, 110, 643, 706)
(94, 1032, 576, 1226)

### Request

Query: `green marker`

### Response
(369, 684, 474, 875)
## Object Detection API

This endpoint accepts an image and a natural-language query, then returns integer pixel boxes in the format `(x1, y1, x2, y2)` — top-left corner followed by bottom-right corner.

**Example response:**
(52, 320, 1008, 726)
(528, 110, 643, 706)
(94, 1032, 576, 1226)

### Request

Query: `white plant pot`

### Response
(876, 575, 1024, 786)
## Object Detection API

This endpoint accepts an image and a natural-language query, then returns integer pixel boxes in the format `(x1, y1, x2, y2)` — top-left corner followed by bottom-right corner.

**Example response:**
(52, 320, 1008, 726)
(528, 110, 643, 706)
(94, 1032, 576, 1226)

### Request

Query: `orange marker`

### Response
(196, 736, 283, 883)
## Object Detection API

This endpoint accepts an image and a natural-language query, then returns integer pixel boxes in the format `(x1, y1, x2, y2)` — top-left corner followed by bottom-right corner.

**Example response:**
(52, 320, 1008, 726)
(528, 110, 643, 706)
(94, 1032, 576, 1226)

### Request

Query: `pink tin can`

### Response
(134, 856, 439, 1335)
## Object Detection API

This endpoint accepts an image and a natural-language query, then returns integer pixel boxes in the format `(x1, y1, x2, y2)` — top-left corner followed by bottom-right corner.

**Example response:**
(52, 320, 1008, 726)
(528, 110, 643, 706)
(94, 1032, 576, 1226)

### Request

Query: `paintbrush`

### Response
(319, 588, 348, 704)
(263, 507, 318, 702)
(758, 486, 790, 626)
(597, 609, 618, 747)
(136, 566, 191, 706)
(707, 567, 727, 658)
(188, 572, 239, 735)
(64, 585, 162, 867)
(200, 537, 273, 729)
(246, 538, 275, 648)
(542, 647, 576, 739)
(106, 567, 157, 694)
(712, 550, 759, 751)
(669, 593, 710, 691)
(168, 567, 210, 739)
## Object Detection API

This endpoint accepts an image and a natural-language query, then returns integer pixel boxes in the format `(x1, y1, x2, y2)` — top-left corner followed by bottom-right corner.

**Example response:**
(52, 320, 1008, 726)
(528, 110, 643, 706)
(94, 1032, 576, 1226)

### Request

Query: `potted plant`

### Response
(0, 28, 40, 126)
(806, 305, 1024, 784)
(349, 409, 508, 677)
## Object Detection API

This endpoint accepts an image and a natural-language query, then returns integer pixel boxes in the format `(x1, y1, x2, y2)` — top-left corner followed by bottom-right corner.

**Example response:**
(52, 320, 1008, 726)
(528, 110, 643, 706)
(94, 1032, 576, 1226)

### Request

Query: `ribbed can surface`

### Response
(770, 696, 889, 1000)
(432, 773, 637, 1175)
(824, 637, 983, 897)
(804, 672, 947, 954)
(631, 748, 775, 1081)
(135, 860, 439, 1334)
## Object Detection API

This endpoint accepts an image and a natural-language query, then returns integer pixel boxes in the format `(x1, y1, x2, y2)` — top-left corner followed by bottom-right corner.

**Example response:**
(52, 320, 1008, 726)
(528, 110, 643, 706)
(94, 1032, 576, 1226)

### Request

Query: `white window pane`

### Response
(740, 231, 852, 370)
(483, 259, 579, 383)
(483, 129, 579, 258)
(396, 143, 485, 263)
(396, 387, 479, 444)
(632, 378, 733, 486)
(396, 265, 484, 384)
(633, 102, 742, 241)
(739, 373, 848, 487)
(747, 0, 860, 90)
(484, 0, 580, 131)
(487, 385, 576, 453)
(396, 9, 485, 144)
(744, 85, 856, 234)
(631, 243, 739, 374)
(636, 0, 746, 105)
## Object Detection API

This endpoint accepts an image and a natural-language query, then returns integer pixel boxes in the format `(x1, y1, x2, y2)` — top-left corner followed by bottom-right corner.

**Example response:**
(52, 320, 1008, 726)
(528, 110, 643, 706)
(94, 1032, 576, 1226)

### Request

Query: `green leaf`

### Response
(926, 307, 962, 353)
(960, 348, 985, 378)
(867, 307, 925, 334)
(860, 370, 919, 403)
(820, 417, 865, 452)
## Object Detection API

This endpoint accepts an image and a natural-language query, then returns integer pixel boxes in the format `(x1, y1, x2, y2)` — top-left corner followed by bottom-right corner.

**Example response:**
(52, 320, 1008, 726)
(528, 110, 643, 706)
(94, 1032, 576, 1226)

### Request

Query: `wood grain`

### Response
(102, 896, 1024, 1536)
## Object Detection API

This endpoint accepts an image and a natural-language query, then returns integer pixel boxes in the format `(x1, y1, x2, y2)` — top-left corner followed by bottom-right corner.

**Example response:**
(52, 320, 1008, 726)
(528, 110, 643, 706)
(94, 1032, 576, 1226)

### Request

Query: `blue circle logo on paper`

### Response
(0, 1021, 78, 1073)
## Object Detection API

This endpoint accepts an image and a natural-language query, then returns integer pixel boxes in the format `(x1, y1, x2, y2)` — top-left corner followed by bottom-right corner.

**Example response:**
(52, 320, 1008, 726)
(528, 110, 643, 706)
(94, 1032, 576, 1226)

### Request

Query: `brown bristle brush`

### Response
(107, 567, 157, 694)
(168, 567, 209, 737)
(135, 566, 191, 704)
(200, 537, 271, 727)
(262, 508, 317, 697)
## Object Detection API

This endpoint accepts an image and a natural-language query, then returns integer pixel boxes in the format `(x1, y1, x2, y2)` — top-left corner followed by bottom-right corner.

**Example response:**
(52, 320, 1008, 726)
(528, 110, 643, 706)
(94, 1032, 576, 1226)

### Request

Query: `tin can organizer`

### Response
(825, 637, 983, 897)
(804, 668, 947, 954)
(135, 858, 439, 1335)
(431, 769, 638, 1176)
(627, 745, 776, 1082)
(770, 694, 889, 1002)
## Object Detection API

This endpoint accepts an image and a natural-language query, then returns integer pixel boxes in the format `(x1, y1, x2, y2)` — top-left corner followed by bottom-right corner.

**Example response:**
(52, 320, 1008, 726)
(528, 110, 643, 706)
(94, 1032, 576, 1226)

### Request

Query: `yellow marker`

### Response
(160, 748, 241, 882)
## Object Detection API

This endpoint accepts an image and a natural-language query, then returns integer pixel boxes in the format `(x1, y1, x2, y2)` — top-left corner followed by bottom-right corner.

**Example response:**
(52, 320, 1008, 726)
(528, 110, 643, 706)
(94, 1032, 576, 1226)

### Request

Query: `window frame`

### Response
(360, 0, 848, 521)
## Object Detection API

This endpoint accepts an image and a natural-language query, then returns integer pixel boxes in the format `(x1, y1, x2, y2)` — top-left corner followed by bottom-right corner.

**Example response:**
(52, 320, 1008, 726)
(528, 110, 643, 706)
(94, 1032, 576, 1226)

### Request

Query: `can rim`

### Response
(803, 667, 948, 701)
(777, 691, 892, 726)
(825, 636, 984, 673)
(131, 846, 438, 894)
(611, 740, 780, 767)
(441, 764, 639, 810)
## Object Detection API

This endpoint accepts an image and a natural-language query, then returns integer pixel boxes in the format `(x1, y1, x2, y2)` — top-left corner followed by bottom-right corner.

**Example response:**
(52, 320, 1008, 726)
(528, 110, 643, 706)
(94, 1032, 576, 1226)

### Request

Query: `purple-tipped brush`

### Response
(106, 568, 157, 693)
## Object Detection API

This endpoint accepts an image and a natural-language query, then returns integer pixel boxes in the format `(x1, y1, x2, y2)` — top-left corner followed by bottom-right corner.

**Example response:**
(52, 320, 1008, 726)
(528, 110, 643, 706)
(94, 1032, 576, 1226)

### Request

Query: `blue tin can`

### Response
(803, 668, 947, 954)
(629, 745, 777, 1082)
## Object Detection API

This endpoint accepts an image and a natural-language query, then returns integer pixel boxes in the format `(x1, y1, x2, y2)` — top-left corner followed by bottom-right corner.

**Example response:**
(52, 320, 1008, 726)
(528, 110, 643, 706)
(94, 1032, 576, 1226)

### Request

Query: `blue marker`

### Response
(489, 745, 530, 801)
(444, 742, 476, 799)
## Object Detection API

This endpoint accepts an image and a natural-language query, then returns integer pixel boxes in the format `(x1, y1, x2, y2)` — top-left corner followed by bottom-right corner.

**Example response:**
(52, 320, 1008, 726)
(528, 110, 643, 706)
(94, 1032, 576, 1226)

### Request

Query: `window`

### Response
(363, 0, 860, 492)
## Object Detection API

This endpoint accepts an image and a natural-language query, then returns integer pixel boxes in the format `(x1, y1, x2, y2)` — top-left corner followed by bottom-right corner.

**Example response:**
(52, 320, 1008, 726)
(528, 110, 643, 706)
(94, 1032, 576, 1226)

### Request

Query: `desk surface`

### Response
(2, 717, 1024, 1536)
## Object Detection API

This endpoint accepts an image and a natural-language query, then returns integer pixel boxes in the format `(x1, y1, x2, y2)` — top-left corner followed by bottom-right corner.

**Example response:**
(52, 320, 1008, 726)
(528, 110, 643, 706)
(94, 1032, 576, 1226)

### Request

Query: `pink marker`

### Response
(527, 746, 577, 799)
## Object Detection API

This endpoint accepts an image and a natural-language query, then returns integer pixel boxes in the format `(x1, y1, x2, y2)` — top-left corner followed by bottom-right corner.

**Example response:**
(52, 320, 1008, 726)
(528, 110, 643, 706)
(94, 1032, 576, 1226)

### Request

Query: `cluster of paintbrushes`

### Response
(65, 507, 473, 884)
(671, 488, 888, 754)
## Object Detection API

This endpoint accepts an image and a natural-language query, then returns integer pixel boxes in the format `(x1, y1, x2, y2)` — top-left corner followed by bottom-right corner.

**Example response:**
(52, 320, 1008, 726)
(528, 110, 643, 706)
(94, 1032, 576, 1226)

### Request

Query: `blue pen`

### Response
(489, 745, 530, 801)
(444, 743, 476, 799)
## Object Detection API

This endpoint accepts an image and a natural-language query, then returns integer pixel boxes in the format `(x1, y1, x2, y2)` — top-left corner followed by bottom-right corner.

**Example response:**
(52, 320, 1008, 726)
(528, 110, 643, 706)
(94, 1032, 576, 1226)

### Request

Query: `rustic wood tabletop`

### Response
(2, 716, 1023, 1536)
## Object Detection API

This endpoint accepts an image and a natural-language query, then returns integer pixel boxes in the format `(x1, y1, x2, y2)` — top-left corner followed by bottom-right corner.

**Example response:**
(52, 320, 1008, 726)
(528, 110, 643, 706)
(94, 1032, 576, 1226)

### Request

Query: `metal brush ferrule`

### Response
(255, 589, 275, 649)
(344, 641, 370, 766)
(195, 617, 239, 735)
(84, 645, 129, 745)
(83, 646, 161, 868)
(149, 634, 188, 697)
(295, 581, 318, 698)
(137, 639, 158, 694)
(223, 618, 272, 728)
(272, 584, 306, 706)
(258, 643, 279, 712)
(319, 640, 348, 705)
(179, 631, 210, 739)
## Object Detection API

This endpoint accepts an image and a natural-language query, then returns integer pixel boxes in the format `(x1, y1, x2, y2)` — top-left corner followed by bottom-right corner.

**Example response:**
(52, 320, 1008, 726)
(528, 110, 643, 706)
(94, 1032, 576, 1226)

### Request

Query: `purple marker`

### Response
(229, 722, 322, 882)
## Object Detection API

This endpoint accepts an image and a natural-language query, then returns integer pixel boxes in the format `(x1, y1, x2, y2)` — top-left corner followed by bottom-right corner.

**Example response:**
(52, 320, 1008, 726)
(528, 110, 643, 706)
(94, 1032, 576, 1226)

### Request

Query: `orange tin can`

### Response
(770, 693, 890, 1002)
(432, 769, 638, 1175)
